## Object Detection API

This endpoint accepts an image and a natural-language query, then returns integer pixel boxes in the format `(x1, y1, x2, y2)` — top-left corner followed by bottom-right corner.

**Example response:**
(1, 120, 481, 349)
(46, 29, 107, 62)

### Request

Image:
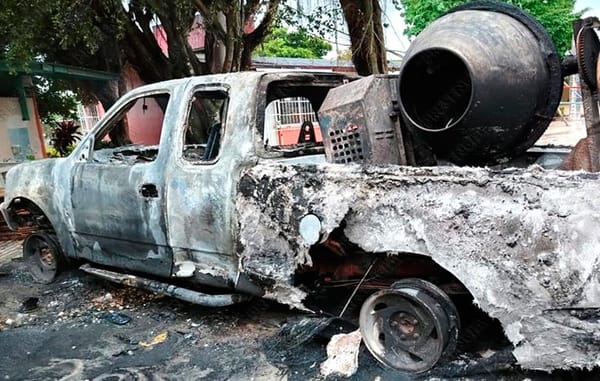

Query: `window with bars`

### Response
(264, 96, 323, 147)
(78, 103, 102, 133)
(272, 97, 318, 125)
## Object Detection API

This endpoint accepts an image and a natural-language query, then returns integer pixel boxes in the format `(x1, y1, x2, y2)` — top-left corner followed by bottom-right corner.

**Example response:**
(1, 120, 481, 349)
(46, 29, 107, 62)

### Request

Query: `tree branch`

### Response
(244, 0, 280, 47)
(193, 0, 227, 41)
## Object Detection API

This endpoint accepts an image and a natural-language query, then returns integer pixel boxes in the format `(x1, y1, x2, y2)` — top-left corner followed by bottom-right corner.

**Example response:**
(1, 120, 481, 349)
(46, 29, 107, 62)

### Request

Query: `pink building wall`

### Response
(121, 66, 164, 145)
(153, 17, 206, 56)
(277, 124, 323, 145)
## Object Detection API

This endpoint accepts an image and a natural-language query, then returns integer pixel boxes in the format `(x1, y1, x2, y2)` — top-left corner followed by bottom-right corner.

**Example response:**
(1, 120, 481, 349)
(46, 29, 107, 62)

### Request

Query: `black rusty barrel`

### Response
(398, 2, 562, 165)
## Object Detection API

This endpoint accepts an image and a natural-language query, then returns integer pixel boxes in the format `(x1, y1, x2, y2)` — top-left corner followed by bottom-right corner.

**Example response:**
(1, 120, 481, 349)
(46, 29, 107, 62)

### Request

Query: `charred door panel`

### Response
(69, 91, 173, 277)
(71, 163, 171, 276)
(165, 87, 239, 283)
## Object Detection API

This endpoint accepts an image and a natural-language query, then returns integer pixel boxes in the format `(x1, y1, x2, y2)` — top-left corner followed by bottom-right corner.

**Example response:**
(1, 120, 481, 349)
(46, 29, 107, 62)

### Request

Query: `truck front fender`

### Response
(2, 158, 76, 258)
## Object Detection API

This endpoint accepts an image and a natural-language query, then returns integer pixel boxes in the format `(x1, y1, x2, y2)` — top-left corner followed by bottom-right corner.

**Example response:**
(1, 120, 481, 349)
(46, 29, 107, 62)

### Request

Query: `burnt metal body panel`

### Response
(1, 158, 78, 259)
(164, 76, 262, 286)
(68, 83, 182, 276)
(71, 161, 171, 277)
(235, 162, 600, 371)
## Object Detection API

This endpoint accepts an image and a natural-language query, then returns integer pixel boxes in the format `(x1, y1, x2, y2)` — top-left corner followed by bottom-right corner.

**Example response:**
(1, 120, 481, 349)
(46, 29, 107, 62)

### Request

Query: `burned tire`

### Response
(23, 232, 65, 284)
(359, 278, 459, 374)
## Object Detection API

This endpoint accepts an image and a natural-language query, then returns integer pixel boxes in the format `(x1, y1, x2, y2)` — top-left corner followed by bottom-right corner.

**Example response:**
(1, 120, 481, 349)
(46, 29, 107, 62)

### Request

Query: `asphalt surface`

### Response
(0, 250, 598, 381)
(0, 261, 290, 380)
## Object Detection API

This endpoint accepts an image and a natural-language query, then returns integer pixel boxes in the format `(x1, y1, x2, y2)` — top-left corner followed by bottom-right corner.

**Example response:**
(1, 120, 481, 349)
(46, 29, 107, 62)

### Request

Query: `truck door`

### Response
(164, 86, 238, 282)
(70, 91, 172, 277)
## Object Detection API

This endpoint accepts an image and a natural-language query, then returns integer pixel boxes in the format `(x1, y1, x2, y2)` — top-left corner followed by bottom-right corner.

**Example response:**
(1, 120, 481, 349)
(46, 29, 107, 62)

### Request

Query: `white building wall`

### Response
(0, 97, 44, 161)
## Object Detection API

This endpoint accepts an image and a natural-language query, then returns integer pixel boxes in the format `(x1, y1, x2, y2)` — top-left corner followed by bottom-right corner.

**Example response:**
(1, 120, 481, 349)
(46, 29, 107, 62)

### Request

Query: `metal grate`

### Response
(78, 103, 102, 133)
(328, 125, 365, 163)
(272, 97, 318, 125)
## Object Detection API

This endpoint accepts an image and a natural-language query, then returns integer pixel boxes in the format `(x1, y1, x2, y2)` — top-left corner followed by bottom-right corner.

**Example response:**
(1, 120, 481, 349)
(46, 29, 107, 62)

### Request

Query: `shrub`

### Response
(50, 120, 82, 156)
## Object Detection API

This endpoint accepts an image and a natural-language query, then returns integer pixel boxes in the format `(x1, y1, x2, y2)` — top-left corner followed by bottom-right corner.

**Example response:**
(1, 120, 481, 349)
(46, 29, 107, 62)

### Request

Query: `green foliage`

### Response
(50, 120, 82, 156)
(278, 4, 344, 40)
(337, 49, 353, 61)
(34, 77, 81, 125)
(0, 0, 133, 68)
(1, 0, 281, 87)
(255, 27, 332, 58)
(46, 147, 61, 158)
(397, 0, 581, 56)
(46, 145, 75, 158)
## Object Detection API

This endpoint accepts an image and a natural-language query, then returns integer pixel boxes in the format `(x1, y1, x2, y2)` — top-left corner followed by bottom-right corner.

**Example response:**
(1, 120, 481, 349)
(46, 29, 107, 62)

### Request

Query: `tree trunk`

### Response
(160, 13, 202, 77)
(241, 0, 280, 70)
(339, 0, 387, 76)
(206, 12, 228, 73)
(91, 81, 120, 111)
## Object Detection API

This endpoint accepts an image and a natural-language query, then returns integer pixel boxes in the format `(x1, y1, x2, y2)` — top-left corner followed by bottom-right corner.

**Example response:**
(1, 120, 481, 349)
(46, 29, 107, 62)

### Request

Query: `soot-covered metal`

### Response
(2, 2, 600, 375)
(236, 163, 600, 370)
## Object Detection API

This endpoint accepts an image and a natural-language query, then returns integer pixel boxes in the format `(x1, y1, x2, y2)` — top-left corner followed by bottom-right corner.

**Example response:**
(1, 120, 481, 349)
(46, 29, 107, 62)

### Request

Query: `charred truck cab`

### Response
(3, 2, 600, 375)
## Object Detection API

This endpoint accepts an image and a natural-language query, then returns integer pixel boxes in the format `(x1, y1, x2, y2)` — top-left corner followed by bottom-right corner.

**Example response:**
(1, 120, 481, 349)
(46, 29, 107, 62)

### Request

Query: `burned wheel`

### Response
(359, 279, 459, 374)
(23, 232, 65, 284)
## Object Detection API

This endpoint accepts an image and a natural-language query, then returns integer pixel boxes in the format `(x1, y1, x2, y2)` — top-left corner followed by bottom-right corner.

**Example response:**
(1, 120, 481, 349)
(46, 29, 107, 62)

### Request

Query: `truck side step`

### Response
(79, 263, 250, 307)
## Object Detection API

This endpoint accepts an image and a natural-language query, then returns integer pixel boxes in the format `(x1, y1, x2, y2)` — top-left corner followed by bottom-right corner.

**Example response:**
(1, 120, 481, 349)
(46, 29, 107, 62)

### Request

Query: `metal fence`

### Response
(78, 104, 102, 133)
(271, 97, 318, 126)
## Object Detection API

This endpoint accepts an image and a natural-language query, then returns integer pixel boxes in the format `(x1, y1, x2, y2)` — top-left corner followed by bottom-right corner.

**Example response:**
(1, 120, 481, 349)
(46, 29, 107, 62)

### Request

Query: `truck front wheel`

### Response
(23, 232, 65, 284)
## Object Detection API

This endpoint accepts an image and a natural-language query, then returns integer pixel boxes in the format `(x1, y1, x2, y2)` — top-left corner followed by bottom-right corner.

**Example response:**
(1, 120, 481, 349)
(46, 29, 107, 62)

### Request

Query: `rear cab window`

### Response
(257, 74, 350, 159)
(181, 90, 228, 163)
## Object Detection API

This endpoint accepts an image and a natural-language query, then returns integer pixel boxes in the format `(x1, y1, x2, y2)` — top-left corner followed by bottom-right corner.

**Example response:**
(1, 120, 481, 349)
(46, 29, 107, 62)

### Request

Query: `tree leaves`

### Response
(34, 77, 81, 126)
(254, 27, 332, 58)
(399, 0, 581, 57)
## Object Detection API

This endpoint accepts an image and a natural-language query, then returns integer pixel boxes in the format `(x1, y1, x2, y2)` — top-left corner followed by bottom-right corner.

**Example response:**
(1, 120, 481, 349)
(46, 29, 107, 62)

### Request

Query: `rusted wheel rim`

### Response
(359, 282, 454, 373)
(23, 233, 62, 284)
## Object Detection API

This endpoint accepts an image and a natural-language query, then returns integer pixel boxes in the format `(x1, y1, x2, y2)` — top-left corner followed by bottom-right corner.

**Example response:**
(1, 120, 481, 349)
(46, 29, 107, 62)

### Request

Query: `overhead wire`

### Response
(282, 0, 406, 58)
(381, 0, 410, 52)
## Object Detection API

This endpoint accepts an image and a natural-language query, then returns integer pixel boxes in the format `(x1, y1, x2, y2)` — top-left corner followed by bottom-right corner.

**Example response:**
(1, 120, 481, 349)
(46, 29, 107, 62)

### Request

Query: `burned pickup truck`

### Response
(3, 2, 600, 375)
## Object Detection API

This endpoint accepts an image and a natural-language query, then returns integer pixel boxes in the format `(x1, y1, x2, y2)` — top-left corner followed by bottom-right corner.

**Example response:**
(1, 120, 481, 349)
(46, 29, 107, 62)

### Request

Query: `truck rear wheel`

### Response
(23, 232, 65, 284)
(359, 278, 459, 373)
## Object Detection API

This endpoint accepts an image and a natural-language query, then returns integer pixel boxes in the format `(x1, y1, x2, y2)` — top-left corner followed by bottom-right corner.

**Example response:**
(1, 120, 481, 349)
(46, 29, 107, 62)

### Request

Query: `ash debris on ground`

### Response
(0, 256, 599, 379)
(0, 258, 283, 380)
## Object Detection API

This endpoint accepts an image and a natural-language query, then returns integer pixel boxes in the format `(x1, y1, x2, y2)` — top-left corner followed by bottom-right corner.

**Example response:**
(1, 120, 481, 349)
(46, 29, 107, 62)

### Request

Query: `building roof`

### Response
(252, 56, 355, 69)
(252, 56, 403, 73)
(0, 61, 118, 82)
(0, 60, 117, 120)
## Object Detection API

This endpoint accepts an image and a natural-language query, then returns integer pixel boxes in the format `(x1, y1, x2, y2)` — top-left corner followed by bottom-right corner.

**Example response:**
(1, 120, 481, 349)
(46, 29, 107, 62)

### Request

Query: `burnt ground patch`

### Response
(0, 258, 598, 380)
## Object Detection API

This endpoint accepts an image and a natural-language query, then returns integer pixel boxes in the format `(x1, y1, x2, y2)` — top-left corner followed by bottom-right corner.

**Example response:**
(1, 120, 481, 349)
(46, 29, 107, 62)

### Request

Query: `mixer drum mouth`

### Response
(398, 1, 562, 165)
